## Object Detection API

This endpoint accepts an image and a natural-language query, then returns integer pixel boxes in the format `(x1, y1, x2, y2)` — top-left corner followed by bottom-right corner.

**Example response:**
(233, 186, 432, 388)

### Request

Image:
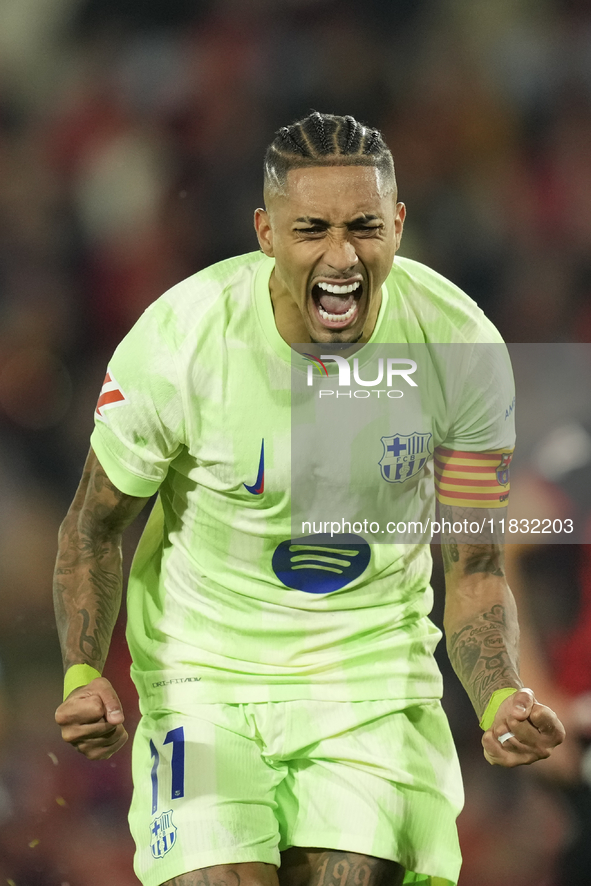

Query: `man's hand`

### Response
(482, 687, 565, 767)
(55, 677, 128, 760)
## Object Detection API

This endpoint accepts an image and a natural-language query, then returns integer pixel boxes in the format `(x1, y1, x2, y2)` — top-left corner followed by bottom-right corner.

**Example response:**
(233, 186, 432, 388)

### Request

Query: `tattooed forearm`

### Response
(441, 496, 520, 717)
(445, 599, 521, 718)
(54, 508, 123, 672)
(77, 563, 120, 663)
(53, 449, 149, 674)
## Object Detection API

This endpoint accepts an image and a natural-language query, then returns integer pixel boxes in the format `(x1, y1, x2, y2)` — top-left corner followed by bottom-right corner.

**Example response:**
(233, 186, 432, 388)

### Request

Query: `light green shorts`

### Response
(129, 699, 463, 886)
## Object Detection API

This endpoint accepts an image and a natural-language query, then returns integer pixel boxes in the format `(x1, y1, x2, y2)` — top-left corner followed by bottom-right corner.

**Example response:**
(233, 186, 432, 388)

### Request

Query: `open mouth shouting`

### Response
(311, 277, 364, 330)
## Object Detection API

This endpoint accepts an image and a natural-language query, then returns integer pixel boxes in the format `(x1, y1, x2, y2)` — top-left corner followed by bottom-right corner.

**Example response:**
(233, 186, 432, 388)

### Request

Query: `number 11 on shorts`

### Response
(150, 726, 185, 814)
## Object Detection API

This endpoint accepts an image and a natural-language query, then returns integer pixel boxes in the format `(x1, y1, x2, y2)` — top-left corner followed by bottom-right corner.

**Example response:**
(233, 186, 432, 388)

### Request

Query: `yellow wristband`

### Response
(479, 687, 519, 731)
(63, 664, 101, 701)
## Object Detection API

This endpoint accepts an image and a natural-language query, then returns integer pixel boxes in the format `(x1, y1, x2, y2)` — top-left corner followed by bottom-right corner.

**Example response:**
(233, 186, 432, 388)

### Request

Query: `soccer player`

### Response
(54, 113, 565, 886)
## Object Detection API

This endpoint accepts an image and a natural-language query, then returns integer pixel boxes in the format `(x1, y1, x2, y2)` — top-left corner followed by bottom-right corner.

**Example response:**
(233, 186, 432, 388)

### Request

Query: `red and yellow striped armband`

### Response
(434, 448, 514, 509)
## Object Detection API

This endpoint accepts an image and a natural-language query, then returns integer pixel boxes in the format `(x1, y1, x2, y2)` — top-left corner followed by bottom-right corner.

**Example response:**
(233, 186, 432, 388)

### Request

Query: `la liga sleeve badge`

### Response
(95, 370, 128, 421)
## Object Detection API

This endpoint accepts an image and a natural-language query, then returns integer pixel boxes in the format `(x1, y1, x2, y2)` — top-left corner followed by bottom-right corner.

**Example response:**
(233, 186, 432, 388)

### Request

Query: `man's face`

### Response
(255, 165, 405, 343)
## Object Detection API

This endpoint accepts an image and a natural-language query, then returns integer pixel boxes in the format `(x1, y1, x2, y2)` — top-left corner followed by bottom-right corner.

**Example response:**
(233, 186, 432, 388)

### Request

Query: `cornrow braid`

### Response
(264, 112, 396, 197)
(310, 111, 332, 154)
(343, 115, 361, 153)
(278, 126, 308, 156)
(362, 128, 382, 155)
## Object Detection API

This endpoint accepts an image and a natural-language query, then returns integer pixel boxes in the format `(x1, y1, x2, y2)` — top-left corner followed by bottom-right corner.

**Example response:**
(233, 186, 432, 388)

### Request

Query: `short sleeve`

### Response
(435, 343, 516, 509)
(90, 305, 186, 497)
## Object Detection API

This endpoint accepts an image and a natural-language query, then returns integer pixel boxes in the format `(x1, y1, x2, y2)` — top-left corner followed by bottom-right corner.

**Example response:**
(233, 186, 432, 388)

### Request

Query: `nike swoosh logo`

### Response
(244, 439, 264, 494)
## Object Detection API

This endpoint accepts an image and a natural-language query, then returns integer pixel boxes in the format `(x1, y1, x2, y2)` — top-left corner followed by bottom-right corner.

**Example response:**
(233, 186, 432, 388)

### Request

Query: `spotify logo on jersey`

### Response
(272, 534, 371, 593)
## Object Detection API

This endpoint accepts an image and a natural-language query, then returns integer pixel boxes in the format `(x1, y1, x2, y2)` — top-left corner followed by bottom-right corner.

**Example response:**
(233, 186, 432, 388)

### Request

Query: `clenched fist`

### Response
(55, 676, 128, 760)
(482, 687, 566, 767)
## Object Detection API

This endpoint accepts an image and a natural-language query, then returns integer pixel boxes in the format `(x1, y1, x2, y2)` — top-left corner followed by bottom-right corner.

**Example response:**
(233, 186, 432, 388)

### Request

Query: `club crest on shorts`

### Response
(379, 433, 432, 483)
(150, 810, 177, 859)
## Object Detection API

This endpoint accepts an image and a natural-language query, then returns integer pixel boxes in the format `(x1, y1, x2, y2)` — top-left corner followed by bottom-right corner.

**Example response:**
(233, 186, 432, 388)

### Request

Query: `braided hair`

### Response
(264, 112, 396, 196)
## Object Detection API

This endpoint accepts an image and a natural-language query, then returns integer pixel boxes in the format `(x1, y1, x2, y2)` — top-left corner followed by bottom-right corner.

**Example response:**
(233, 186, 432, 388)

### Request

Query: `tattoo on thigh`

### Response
(164, 870, 241, 886)
(311, 851, 402, 886)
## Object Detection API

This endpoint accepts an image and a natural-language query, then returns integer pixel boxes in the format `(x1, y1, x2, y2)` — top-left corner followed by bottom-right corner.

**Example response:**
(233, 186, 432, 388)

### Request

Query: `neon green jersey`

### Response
(91, 253, 514, 706)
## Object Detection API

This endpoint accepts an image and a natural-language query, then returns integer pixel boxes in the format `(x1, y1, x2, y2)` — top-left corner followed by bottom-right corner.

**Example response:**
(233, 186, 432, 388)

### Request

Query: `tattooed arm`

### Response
(441, 503, 565, 766)
(441, 504, 521, 718)
(54, 447, 151, 758)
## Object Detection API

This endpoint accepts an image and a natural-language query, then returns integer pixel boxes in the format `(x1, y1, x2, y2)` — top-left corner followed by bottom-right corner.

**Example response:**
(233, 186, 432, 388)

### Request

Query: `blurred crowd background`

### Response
(1, 0, 591, 883)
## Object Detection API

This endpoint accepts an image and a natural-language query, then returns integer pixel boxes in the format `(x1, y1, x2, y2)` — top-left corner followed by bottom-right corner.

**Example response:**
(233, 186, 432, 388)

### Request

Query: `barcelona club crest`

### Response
(150, 810, 178, 859)
(379, 432, 433, 483)
(496, 452, 513, 487)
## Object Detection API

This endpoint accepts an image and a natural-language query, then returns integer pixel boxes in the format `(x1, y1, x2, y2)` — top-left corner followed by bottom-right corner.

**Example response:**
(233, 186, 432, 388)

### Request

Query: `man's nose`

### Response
(323, 235, 358, 274)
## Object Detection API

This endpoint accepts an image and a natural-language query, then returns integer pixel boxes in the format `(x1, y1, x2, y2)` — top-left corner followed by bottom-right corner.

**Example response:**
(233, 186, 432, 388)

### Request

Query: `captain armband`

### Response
(434, 448, 514, 509)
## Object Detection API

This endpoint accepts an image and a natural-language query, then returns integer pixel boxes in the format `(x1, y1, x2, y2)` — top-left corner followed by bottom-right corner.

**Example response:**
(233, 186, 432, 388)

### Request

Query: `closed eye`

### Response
(349, 223, 384, 235)
(293, 221, 384, 236)
(294, 226, 326, 236)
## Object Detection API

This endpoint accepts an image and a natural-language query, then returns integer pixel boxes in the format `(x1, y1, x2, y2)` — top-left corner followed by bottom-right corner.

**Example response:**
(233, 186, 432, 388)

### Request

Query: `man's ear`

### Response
(254, 208, 274, 256)
(394, 202, 406, 252)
